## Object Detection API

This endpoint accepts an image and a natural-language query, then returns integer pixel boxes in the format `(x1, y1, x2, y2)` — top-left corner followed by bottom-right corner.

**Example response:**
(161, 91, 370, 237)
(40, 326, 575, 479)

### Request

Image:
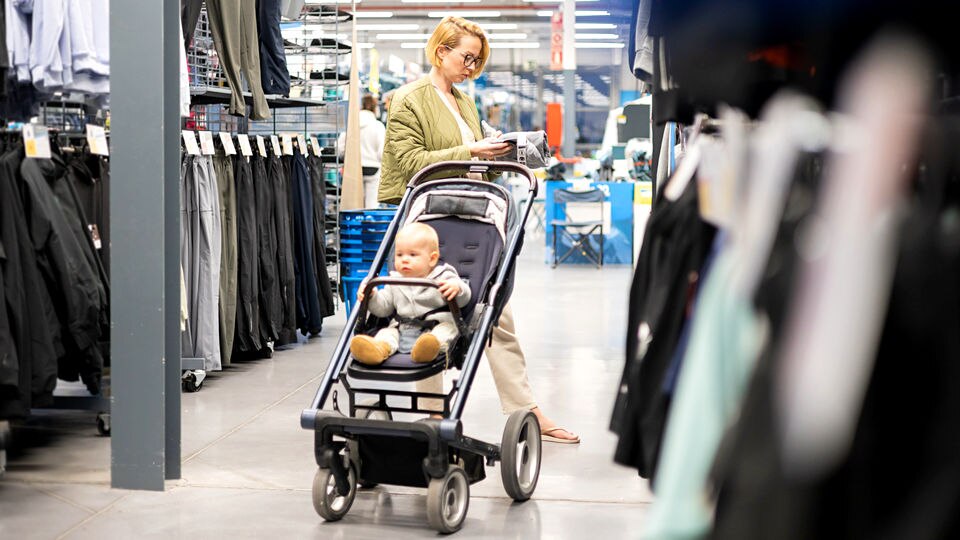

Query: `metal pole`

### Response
(111, 0, 181, 490)
(562, 0, 577, 156)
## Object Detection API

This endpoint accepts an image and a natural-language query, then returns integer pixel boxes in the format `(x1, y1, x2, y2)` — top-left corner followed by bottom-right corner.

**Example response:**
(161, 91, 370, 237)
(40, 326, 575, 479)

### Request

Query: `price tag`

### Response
(182, 130, 201, 155)
(86, 124, 109, 156)
(23, 124, 52, 159)
(309, 135, 322, 156)
(256, 135, 268, 157)
(270, 135, 282, 157)
(198, 131, 216, 155)
(237, 134, 253, 157)
(89, 224, 102, 250)
(296, 134, 308, 156)
(281, 134, 294, 156)
(219, 132, 237, 156)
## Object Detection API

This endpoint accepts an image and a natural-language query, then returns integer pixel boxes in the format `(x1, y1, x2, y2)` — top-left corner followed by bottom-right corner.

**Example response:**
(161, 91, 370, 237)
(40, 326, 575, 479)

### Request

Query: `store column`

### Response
(562, 0, 576, 156)
(111, 0, 182, 490)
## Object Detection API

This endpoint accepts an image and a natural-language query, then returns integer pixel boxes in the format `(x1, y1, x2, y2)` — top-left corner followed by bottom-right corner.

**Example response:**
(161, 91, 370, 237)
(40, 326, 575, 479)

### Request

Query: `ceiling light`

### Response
(479, 23, 518, 30)
(375, 33, 431, 40)
(400, 42, 428, 49)
(305, 0, 359, 4)
(356, 23, 419, 30)
(524, 0, 597, 2)
(574, 42, 624, 48)
(403, 0, 480, 2)
(537, 9, 608, 16)
(486, 33, 528, 40)
(352, 11, 394, 17)
(575, 22, 616, 29)
(427, 11, 501, 18)
(488, 42, 541, 49)
(358, 43, 375, 48)
(574, 33, 617, 40)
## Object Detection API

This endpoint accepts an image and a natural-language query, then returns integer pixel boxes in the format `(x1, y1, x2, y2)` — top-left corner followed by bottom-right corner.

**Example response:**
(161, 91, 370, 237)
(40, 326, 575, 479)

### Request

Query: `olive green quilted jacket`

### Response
(378, 77, 484, 204)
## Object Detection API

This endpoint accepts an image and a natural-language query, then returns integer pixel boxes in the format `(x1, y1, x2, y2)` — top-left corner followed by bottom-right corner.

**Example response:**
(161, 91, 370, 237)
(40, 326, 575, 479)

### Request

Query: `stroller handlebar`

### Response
(407, 160, 538, 197)
(356, 276, 464, 329)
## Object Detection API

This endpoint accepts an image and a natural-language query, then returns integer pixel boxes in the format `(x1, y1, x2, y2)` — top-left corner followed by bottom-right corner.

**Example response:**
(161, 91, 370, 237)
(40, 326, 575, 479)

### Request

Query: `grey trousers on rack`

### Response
(181, 155, 223, 371)
(205, 0, 271, 120)
(214, 154, 238, 366)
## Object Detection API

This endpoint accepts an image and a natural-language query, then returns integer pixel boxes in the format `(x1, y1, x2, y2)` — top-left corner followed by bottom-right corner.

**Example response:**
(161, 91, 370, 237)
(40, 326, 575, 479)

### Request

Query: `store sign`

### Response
(550, 11, 563, 71)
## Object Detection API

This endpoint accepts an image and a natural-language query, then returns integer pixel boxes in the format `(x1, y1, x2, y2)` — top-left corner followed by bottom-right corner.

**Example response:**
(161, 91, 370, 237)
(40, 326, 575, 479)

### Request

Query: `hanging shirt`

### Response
(433, 85, 482, 180)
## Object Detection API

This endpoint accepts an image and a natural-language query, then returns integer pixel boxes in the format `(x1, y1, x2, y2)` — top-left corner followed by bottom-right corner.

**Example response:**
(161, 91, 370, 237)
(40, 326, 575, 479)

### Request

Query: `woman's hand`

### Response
(469, 138, 511, 159)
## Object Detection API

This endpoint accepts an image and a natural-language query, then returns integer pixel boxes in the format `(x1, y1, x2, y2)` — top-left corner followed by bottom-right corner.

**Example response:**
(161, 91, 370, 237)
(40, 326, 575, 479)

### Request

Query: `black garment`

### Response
(251, 153, 281, 343)
(19, 153, 106, 394)
(257, 0, 291, 97)
(361, 166, 379, 176)
(232, 155, 262, 353)
(181, 0, 204, 48)
(67, 154, 110, 277)
(272, 155, 297, 346)
(308, 155, 335, 320)
(610, 179, 716, 482)
(289, 150, 324, 335)
(59, 158, 110, 318)
(0, 147, 59, 419)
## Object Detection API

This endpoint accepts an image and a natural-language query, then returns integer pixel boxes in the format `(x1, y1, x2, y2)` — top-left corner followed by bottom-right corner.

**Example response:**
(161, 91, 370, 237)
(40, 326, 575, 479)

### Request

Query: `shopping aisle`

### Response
(0, 241, 649, 538)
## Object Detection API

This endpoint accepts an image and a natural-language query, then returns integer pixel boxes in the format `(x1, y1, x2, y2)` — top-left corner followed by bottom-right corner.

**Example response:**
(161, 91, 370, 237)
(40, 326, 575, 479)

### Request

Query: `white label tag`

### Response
(86, 124, 109, 156)
(282, 134, 294, 156)
(270, 135, 282, 157)
(237, 134, 253, 157)
(296, 134, 308, 156)
(256, 135, 268, 157)
(198, 131, 216, 155)
(310, 135, 322, 157)
(23, 124, 52, 159)
(219, 132, 237, 156)
(182, 131, 201, 155)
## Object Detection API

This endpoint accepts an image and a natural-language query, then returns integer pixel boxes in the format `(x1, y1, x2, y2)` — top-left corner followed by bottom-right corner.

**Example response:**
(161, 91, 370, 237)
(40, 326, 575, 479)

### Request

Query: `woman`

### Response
(378, 16, 579, 443)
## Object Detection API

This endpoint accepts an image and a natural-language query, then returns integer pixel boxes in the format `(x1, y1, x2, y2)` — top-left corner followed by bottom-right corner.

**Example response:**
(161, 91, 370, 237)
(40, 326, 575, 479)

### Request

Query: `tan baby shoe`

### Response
(350, 335, 393, 365)
(411, 334, 441, 363)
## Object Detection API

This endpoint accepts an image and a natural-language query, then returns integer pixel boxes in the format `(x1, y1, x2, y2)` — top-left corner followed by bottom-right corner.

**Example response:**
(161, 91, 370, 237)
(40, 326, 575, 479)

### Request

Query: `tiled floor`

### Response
(0, 240, 651, 539)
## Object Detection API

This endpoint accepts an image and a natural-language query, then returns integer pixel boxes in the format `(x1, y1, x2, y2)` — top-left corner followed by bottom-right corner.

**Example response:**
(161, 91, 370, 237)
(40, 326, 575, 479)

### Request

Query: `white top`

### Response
(433, 86, 482, 179)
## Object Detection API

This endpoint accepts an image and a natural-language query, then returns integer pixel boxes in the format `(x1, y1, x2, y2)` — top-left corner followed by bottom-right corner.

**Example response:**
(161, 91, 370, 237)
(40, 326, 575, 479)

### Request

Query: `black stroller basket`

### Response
(300, 161, 543, 533)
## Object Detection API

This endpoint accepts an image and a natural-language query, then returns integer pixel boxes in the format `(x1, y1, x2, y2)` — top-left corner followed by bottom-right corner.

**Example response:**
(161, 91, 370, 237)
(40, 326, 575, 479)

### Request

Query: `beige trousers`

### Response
(416, 302, 536, 413)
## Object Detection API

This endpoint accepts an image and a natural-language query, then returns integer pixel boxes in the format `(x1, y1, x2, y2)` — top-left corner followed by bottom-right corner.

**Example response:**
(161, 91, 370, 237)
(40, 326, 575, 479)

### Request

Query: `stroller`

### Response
(300, 160, 542, 533)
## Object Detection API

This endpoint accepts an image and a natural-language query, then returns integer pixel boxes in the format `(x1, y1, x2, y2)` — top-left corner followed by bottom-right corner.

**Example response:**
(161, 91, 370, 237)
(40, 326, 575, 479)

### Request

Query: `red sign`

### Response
(550, 11, 563, 71)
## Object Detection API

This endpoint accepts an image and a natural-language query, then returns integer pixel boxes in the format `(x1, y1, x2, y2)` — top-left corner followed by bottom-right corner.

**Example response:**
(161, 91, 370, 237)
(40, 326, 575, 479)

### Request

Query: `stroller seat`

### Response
(346, 209, 506, 383)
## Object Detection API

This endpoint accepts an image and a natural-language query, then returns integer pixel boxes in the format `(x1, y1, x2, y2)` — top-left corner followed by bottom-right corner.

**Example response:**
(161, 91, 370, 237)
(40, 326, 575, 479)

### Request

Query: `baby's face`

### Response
(394, 236, 436, 278)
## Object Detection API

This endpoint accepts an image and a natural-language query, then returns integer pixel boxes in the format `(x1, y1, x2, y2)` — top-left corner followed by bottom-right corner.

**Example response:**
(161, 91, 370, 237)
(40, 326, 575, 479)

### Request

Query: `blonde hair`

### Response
(397, 223, 440, 252)
(425, 16, 490, 79)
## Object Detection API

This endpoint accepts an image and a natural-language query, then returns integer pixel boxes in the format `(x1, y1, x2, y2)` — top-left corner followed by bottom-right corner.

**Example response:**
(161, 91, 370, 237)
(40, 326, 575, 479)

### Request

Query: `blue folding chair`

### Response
(550, 188, 605, 268)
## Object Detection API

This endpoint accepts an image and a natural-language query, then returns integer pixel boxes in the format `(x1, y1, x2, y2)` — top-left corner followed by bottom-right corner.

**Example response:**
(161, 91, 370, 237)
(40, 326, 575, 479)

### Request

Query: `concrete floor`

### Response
(0, 240, 651, 539)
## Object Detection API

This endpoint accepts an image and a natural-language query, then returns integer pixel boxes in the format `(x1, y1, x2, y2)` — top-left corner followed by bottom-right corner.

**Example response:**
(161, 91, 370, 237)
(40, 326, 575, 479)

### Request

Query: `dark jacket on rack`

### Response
(0, 146, 60, 418)
(18, 152, 107, 395)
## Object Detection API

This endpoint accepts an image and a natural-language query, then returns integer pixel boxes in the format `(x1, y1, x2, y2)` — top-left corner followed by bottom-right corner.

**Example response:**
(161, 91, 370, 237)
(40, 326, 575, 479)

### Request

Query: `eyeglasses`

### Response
(443, 45, 483, 69)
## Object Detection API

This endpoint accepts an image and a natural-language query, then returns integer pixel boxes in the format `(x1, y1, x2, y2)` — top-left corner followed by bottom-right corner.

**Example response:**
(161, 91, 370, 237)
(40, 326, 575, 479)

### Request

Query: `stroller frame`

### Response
(300, 161, 541, 533)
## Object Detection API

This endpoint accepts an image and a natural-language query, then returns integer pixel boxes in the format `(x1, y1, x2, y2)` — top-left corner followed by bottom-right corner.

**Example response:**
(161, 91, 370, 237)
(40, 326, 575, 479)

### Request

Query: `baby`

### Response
(350, 222, 471, 365)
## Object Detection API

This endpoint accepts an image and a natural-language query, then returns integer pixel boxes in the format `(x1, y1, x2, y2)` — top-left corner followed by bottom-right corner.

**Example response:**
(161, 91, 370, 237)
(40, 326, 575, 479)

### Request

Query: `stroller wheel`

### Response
(312, 462, 358, 522)
(500, 410, 542, 501)
(427, 465, 470, 533)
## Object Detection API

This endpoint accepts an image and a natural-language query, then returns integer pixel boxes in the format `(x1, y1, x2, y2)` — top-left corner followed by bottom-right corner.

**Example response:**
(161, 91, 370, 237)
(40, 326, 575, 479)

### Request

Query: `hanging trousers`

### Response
(180, 155, 223, 371)
(308, 156, 335, 319)
(272, 155, 297, 344)
(252, 154, 282, 343)
(214, 153, 238, 365)
(290, 151, 323, 335)
(233, 154, 262, 352)
(257, 0, 290, 96)
(205, 0, 271, 120)
(417, 302, 537, 413)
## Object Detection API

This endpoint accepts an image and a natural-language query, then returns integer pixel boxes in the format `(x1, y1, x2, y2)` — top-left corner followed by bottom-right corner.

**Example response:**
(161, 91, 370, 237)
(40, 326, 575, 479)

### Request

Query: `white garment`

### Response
(433, 86, 482, 180)
(179, 23, 191, 117)
(337, 109, 386, 169)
